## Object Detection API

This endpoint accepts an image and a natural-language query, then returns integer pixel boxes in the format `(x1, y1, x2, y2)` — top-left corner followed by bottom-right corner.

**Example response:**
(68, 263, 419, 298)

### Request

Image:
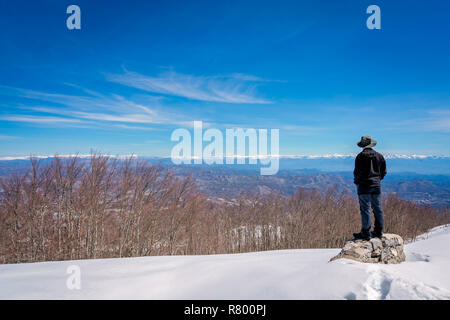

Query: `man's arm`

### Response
(380, 154, 387, 180)
(353, 154, 361, 184)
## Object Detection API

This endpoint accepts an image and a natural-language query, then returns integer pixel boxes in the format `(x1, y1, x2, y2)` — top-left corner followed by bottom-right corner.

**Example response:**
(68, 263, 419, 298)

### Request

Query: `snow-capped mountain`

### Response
(0, 154, 449, 161)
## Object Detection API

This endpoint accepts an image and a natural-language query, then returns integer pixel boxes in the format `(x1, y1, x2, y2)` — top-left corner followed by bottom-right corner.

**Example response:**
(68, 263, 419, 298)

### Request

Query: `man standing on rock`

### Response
(353, 136, 387, 240)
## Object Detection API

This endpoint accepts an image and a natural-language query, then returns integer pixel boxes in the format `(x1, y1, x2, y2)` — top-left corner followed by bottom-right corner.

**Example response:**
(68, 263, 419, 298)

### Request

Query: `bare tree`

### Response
(0, 154, 449, 264)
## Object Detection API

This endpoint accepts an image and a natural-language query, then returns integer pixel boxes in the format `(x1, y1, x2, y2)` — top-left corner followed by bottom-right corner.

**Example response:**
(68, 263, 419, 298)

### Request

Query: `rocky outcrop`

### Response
(330, 234, 406, 264)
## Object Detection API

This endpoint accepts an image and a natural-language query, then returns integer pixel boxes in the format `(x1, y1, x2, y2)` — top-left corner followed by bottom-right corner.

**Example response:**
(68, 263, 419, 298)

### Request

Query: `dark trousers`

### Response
(358, 193, 384, 234)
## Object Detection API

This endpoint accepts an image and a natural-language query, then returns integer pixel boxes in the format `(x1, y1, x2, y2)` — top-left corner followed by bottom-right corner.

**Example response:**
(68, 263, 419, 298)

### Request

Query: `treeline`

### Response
(0, 155, 449, 264)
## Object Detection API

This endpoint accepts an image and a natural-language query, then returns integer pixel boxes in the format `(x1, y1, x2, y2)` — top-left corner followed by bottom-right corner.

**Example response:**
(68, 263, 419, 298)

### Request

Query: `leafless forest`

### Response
(1, 155, 449, 264)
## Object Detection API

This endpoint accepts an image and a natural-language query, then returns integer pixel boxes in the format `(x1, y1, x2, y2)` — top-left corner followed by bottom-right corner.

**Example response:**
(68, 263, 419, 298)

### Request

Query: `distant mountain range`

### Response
(1, 155, 449, 207)
(166, 165, 450, 207)
(2, 154, 449, 174)
(2, 154, 449, 161)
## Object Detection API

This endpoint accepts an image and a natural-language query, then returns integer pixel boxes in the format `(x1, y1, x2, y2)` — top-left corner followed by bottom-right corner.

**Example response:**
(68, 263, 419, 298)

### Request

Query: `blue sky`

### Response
(0, 0, 449, 157)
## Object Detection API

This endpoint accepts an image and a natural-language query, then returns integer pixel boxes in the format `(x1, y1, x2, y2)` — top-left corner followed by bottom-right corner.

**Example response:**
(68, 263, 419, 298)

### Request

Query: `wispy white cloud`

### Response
(113, 124, 159, 131)
(393, 109, 450, 133)
(423, 110, 450, 133)
(107, 71, 272, 104)
(0, 69, 278, 134)
(279, 124, 328, 135)
(0, 115, 83, 124)
(0, 85, 194, 128)
(1, 86, 160, 115)
(0, 69, 276, 131)
(0, 135, 19, 140)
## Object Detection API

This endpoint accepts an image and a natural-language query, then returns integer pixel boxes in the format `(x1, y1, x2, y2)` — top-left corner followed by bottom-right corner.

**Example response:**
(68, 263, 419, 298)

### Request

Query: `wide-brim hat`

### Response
(357, 136, 377, 148)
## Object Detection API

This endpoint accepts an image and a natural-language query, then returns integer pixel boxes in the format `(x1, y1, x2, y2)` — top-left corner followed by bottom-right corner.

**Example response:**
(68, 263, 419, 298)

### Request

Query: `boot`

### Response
(353, 229, 370, 241)
(371, 229, 383, 238)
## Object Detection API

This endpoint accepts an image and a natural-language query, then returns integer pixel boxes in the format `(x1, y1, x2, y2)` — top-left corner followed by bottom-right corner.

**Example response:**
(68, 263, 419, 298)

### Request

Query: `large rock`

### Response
(330, 234, 406, 264)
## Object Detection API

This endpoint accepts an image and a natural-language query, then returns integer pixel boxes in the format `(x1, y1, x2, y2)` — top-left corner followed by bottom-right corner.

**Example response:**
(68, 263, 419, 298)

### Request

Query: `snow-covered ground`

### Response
(1, 225, 450, 300)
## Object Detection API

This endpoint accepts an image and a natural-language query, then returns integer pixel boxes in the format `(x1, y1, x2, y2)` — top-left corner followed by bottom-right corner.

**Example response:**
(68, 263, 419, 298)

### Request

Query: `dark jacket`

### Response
(353, 148, 387, 194)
